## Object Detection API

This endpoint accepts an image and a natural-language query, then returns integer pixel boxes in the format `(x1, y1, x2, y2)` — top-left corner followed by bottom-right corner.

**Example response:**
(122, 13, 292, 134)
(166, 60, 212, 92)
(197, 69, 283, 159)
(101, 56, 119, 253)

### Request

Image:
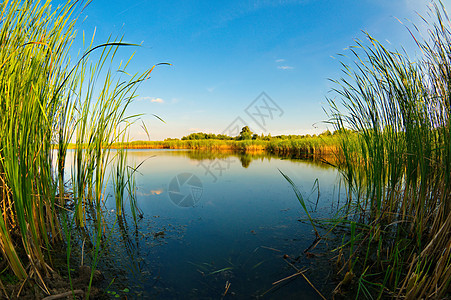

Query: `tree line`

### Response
(174, 126, 338, 141)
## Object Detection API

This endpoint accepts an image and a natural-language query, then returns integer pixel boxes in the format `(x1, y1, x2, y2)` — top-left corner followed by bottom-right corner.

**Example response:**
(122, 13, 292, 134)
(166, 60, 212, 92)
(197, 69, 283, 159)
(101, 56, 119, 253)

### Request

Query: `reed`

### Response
(108, 135, 341, 158)
(327, 2, 451, 298)
(0, 0, 160, 296)
(0, 0, 78, 282)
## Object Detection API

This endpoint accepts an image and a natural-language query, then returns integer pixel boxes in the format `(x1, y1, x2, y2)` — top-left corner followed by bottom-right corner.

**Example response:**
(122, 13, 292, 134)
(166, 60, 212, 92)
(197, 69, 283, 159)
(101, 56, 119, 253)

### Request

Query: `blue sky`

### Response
(71, 0, 449, 140)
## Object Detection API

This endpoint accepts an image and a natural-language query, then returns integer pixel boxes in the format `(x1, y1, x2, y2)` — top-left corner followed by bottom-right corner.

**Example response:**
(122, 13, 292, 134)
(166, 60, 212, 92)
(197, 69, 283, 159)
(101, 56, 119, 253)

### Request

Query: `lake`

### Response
(73, 149, 343, 299)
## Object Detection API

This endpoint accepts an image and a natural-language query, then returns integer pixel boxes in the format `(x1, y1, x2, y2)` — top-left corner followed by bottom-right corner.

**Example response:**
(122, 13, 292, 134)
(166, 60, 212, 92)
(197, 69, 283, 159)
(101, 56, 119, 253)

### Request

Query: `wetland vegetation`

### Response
(0, 0, 450, 299)
(0, 0, 166, 298)
(324, 2, 451, 298)
(107, 129, 341, 159)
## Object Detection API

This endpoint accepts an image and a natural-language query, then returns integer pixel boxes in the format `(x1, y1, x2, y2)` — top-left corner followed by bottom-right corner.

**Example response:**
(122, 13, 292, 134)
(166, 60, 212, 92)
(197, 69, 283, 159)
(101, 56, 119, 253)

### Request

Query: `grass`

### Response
(4, 0, 449, 299)
(325, 1, 451, 298)
(102, 134, 341, 158)
(0, 0, 163, 298)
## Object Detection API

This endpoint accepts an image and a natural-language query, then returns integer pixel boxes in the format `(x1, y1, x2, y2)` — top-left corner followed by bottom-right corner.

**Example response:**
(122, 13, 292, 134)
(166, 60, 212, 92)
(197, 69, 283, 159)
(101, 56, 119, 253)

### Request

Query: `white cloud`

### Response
(278, 65, 294, 70)
(151, 98, 165, 103)
(136, 96, 165, 103)
(275, 59, 285, 63)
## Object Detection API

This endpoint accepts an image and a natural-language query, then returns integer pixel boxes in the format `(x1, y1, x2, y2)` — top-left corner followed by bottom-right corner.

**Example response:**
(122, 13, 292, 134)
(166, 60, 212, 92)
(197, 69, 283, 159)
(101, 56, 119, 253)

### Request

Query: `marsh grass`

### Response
(108, 135, 341, 159)
(326, 2, 451, 298)
(0, 0, 163, 297)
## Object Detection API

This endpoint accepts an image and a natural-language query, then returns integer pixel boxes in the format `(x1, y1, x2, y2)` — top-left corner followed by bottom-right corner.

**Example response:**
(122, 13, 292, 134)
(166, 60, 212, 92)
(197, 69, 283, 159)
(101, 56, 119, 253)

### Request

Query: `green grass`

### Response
(5, 1, 450, 299)
(104, 134, 341, 158)
(325, 2, 451, 298)
(0, 0, 163, 297)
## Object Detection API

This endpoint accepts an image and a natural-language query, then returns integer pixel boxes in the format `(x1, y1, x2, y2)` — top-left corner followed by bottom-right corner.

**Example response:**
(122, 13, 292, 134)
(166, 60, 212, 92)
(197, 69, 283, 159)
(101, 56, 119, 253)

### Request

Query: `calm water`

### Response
(73, 150, 343, 299)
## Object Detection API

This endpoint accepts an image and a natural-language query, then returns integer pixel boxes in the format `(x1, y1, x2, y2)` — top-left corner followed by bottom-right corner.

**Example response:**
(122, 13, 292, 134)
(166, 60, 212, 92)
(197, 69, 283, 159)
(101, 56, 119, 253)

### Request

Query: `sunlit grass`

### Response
(104, 135, 341, 159)
(0, 0, 163, 296)
(326, 2, 451, 298)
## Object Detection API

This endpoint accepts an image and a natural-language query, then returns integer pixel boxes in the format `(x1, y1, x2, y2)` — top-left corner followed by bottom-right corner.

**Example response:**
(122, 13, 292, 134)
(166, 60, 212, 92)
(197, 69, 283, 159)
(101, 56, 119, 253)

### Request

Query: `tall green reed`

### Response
(0, 0, 164, 295)
(0, 0, 79, 281)
(327, 2, 451, 298)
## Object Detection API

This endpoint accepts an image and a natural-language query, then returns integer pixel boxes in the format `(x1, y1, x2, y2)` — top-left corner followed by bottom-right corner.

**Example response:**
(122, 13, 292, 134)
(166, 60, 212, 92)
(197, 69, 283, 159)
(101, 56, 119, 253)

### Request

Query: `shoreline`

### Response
(64, 137, 340, 158)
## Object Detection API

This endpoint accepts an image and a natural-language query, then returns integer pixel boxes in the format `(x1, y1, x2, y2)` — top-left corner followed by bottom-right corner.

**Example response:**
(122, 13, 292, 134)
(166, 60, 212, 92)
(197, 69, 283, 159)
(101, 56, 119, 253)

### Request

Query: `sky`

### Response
(66, 0, 451, 140)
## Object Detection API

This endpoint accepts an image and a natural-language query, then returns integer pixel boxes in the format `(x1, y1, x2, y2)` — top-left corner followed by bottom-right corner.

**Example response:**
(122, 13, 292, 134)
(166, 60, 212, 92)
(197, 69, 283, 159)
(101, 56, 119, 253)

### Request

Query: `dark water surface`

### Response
(84, 150, 342, 299)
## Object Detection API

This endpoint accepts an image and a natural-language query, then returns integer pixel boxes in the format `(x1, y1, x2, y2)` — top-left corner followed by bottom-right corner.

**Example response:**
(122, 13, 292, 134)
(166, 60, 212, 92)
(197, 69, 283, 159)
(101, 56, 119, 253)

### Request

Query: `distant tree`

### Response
(333, 128, 353, 135)
(237, 126, 253, 140)
(182, 131, 237, 140)
(252, 133, 258, 140)
(320, 130, 332, 136)
(217, 134, 232, 140)
(262, 133, 271, 141)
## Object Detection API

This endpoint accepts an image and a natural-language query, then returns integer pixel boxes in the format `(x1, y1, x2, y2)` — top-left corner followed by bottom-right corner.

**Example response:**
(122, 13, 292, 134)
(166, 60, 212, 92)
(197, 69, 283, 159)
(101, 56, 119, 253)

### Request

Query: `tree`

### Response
(237, 126, 253, 140)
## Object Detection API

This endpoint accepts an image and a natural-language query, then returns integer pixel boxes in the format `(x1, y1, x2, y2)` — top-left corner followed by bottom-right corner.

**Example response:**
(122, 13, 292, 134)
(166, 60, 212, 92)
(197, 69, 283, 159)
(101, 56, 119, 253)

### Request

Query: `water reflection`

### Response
(121, 149, 334, 169)
(92, 149, 339, 299)
(239, 154, 252, 168)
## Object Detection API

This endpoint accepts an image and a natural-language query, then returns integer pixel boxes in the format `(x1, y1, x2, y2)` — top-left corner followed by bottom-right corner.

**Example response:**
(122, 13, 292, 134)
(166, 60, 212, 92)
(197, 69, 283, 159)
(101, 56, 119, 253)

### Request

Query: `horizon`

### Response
(65, 0, 451, 141)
